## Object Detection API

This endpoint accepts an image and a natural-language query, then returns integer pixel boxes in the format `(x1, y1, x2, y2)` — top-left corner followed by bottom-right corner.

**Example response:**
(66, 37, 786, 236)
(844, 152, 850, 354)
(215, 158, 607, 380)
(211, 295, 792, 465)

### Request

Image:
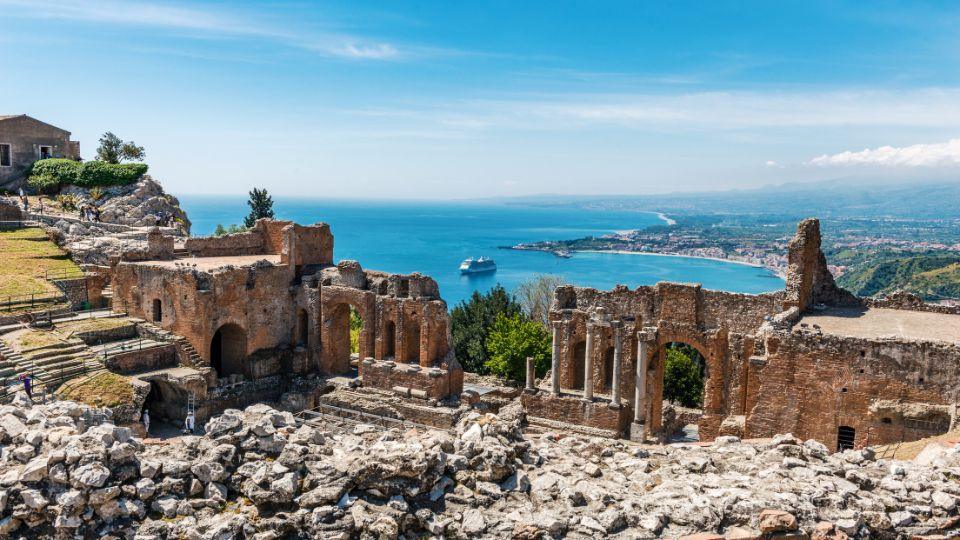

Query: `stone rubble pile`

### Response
(0, 394, 957, 539)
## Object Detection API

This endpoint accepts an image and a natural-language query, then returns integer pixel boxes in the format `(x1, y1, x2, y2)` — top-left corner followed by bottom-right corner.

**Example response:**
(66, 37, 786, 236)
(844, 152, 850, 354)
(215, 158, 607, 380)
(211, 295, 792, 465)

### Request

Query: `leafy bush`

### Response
(28, 159, 147, 189)
(485, 313, 551, 383)
(450, 285, 523, 374)
(88, 186, 105, 201)
(55, 194, 79, 212)
(27, 172, 60, 194)
(663, 343, 705, 408)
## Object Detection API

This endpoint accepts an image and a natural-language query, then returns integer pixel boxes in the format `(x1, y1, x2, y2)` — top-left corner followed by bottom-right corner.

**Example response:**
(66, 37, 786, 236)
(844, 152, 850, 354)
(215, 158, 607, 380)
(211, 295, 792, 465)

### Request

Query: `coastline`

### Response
(572, 249, 786, 278)
(652, 211, 677, 226)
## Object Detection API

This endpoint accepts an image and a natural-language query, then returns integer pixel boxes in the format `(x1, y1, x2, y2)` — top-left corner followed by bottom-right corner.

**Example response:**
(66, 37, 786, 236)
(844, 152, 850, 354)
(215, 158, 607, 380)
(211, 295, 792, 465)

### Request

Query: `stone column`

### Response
(610, 321, 623, 408)
(525, 356, 535, 391)
(634, 335, 648, 423)
(550, 322, 561, 395)
(584, 323, 596, 401)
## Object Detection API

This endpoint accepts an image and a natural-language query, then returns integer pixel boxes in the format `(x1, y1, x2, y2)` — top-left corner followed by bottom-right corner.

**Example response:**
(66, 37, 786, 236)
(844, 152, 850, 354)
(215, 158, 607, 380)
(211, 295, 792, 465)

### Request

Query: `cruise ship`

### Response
(459, 256, 497, 274)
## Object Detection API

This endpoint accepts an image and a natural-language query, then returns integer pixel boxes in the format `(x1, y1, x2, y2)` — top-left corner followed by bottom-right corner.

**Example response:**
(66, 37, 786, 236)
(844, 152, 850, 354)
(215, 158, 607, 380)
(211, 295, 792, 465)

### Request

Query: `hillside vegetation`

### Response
(836, 252, 960, 301)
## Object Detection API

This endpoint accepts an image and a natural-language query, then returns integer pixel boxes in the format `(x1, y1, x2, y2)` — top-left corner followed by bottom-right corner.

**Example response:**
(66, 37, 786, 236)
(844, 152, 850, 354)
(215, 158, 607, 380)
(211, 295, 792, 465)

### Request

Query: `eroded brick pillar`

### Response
(584, 323, 597, 400)
(610, 320, 623, 408)
(550, 321, 561, 395)
(634, 328, 656, 424)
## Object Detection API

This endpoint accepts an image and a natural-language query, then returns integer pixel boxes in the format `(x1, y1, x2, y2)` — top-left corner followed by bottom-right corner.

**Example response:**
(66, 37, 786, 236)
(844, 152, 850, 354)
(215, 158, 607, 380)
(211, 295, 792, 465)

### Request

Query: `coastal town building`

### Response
(526, 219, 960, 450)
(0, 115, 80, 191)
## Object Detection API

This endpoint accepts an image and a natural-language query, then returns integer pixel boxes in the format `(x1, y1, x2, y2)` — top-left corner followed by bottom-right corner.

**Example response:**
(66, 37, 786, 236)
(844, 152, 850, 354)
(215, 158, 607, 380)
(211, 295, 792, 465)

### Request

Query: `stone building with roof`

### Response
(0, 115, 80, 191)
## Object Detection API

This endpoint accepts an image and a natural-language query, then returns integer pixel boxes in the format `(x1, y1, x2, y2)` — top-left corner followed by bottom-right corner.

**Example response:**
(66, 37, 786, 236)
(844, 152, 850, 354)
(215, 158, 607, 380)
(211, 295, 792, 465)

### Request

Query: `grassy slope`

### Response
(0, 228, 80, 298)
(58, 372, 134, 409)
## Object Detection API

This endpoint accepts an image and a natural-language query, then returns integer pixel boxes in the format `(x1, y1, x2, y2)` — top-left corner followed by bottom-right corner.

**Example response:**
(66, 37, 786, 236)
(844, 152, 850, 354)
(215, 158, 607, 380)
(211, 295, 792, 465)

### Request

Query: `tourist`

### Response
(78, 206, 85, 221)
(19, 374, 32, 400)
(184, 411, 195, 434)
(93, 207, 101, 223)
(141, 409, 150, 434)
(37, 198, 43, 215)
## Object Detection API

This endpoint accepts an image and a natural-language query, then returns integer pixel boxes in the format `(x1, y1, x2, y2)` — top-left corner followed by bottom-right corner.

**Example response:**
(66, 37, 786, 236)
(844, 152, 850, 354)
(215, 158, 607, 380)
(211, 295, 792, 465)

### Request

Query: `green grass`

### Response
(0, 228, 81, 298)
(60, 317, 132, 334)
(15, 330, 67, 350)
(58, 372, 134, 409)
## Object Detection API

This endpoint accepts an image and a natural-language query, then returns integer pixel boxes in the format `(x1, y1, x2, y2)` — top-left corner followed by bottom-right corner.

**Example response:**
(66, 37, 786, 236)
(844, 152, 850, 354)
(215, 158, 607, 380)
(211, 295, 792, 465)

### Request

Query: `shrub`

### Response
(213, 224, 247, 237)
(485, 312, 551, 383)
(450, 285, 523, 374)
(663, 344, 705, 408)
(27, 172, 60, 194)
(89, 187, 105, 201)
(28, 159, 148, 189)
(56, 194, 79, 212)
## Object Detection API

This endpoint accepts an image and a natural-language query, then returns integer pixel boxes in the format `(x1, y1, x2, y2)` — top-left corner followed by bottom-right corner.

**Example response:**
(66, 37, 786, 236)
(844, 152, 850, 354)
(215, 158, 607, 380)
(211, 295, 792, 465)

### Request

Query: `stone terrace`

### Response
(800, 306, 960, 344)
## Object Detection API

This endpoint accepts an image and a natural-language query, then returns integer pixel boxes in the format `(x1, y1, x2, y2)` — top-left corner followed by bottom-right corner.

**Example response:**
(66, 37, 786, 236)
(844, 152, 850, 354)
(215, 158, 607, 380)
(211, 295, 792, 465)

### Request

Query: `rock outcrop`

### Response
(61, 175, 190, 232)
(0, 396, 958, 538)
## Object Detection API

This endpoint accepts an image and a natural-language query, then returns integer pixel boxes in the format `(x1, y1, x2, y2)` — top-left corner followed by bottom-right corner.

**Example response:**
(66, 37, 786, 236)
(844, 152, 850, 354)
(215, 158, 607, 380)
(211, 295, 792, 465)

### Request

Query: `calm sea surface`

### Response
(178, 196, 784, 307)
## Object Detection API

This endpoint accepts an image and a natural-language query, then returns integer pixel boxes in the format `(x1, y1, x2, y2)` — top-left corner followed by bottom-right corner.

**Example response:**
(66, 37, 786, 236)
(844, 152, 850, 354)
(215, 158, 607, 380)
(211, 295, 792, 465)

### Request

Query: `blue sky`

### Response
(2, 0, 959, 198)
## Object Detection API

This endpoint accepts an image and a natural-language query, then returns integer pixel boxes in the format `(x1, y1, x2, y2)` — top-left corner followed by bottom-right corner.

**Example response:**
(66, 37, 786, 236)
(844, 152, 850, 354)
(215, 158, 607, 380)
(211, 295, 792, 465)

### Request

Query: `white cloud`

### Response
(0, 0, 408, 60)
(351, 88, 960, 133)
(765, 160, 778, 167)
(809, 138, 960, 167)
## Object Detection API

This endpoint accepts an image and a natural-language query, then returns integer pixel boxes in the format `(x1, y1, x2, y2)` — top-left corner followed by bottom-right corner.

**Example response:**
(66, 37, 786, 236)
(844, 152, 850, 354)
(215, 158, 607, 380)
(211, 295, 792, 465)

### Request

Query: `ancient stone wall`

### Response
(0, 199, 23, 221)
(746, 328, 960, 450)
(521, 391, 631, 436)
(361, 359, 462, 400)
(783, 218, 859, 311)
(104, 343, 178, 374)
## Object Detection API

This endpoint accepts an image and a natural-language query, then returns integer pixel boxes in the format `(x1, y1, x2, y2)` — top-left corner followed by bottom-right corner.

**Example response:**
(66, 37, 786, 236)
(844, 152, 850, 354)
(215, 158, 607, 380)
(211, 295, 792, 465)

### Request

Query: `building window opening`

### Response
(384, 320, 396, 359)
(296, 309, 308, 346)
(881, 417, 892, 424)
(603, 346, 615, 392)
(39, 145, 52, 159)
(349, 307, 362, 355)
(837, 425, 856, 451)
(151, 299, 162, 322)
(571, 341, 586, 390)
(0, 144, 10, 167)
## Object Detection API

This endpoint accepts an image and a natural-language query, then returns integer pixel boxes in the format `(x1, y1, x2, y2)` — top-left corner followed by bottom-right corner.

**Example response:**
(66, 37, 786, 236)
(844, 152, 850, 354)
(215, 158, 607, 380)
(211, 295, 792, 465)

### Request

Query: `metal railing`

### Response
(1, 292, 67, 312)
(45, 268, 87, 281)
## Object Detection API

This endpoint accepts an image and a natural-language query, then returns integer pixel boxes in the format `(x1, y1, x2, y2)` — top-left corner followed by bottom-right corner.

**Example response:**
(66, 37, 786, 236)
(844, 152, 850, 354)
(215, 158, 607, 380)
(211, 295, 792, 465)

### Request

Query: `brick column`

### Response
(550, 321, 561, 395)
(610, 320, 623, 408)
(634, 333, 649, 423)
(584, 323, 596, 401)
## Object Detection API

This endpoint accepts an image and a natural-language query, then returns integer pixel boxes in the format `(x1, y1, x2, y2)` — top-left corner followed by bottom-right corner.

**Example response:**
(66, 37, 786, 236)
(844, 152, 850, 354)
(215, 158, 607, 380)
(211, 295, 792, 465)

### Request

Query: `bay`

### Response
(178, 195, 784, 307)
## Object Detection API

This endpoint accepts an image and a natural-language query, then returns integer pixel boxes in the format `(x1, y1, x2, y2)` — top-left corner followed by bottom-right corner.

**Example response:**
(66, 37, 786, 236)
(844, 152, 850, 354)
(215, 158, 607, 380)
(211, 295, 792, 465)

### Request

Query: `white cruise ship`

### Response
(459, 256, 497, 274)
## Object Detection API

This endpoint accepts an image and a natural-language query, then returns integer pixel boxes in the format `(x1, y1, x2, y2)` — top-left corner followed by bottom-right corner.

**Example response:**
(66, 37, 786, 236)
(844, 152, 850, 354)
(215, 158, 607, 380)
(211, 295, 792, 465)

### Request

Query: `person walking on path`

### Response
(141, 409, 150, 434)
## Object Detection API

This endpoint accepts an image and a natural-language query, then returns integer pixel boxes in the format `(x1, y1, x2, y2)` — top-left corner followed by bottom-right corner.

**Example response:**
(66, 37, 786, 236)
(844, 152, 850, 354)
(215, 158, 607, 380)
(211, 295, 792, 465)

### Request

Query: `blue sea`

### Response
(178, 196, 784, 307)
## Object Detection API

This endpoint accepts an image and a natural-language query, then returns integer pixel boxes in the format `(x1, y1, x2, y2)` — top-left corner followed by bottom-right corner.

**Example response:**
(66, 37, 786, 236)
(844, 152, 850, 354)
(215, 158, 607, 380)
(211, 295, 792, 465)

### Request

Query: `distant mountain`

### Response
(492, 179, 960, 220)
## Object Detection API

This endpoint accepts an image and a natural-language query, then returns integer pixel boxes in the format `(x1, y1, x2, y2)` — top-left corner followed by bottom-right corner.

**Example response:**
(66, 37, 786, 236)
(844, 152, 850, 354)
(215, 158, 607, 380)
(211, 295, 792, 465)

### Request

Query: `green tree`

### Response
(96, 132, 145, 164)
(243, 187, 275, 228)
(450, 285, 522, 374)
(350, 308, 362, 354)
(515, 274, 565, 327)
(663, 343, 705, 408)
(213, 224, 246, 237)
(485, 313, 552, 383)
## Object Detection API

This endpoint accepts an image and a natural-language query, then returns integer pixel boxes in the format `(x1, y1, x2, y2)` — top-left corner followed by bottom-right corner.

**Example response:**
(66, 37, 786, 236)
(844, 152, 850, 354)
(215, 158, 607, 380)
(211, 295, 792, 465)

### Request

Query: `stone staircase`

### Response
(17, 339, 105, 389)
(0, 339, 25, 381)
(136, 321, 203, 367)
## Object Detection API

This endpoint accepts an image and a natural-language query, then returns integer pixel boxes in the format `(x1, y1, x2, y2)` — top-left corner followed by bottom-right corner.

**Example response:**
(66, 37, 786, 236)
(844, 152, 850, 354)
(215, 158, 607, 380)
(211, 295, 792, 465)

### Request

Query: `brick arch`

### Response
(319, 290, 377, 374)
(647, 330, 725, 437)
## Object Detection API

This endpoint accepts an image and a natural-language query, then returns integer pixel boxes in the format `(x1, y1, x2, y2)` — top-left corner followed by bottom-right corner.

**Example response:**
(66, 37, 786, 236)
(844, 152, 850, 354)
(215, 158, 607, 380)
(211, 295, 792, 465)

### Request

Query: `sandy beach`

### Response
(575, 249, 786, 278)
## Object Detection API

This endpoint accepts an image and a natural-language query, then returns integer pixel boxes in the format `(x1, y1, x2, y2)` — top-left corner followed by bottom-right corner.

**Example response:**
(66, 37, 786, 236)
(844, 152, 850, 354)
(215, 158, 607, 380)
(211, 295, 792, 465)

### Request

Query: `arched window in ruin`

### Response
(571, 341, 586, 390)
(384, 320, 396, 359)
(603, 345, 615, 393)
(349, 306, 362, 356)
(210, 323, 247, 378)
(152, 299, 162, 322)
(296, 309, 308, 347)
(405, 319, 421, 363)
(837, 425, 856, 451)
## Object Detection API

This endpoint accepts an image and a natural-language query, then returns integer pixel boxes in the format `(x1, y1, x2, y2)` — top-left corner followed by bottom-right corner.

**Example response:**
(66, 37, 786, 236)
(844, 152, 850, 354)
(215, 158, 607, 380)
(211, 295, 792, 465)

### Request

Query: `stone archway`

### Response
(570, 341, 586, 390)
(404, 319, 420, 363)
(211, 323, 247, 378)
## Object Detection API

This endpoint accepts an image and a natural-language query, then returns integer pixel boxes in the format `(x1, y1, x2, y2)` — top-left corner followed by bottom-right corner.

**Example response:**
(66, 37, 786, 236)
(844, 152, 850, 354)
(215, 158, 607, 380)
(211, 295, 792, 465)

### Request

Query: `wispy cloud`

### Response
(809, 139, 960, 167)
(0, 0, 413, 60)
(350, 88, 960, 133)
